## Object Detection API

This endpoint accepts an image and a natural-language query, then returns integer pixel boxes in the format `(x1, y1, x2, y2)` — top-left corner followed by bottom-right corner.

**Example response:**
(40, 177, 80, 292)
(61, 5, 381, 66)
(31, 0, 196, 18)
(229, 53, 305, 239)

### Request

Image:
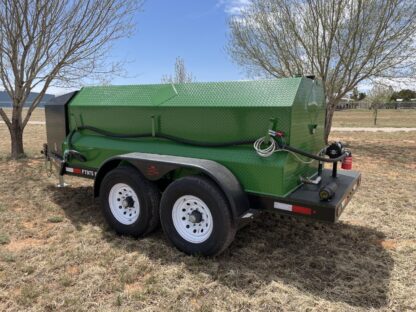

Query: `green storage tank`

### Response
(44, 76, 361, 256)
(65, 77, 325, 197)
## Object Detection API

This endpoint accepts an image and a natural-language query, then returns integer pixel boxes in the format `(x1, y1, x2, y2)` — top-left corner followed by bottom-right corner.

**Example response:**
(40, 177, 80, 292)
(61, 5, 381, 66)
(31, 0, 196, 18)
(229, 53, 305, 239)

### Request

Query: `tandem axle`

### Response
(44, 146, 361, 246)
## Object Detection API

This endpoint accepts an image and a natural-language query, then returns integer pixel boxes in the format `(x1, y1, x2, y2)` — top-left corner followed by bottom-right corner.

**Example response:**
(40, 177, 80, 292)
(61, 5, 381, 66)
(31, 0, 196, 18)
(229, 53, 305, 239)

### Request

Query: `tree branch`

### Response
(0, 107, 11, 129)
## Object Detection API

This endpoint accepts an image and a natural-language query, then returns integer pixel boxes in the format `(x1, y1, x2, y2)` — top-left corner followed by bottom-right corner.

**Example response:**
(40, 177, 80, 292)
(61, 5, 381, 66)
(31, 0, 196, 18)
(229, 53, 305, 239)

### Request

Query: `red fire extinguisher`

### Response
(341, 152, 353, 170)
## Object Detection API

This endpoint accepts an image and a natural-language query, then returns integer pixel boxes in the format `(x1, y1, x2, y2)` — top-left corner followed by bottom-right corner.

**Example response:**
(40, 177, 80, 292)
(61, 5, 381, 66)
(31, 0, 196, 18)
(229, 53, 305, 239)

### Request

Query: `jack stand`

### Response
(57, 175, 69, 188)
(332, 161, 338, 178)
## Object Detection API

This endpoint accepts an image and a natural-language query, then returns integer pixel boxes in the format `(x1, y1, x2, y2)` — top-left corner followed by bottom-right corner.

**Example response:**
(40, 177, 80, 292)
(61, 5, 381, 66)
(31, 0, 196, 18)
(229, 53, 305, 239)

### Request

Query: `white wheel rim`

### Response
(172, 195, 213, 244)
(108, 183, 140, 225)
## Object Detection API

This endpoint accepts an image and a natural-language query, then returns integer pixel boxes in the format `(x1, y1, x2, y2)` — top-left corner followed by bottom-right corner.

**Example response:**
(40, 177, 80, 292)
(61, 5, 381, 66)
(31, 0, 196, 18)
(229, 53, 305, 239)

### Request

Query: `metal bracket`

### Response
(308, 124, 318, 134)
(264, 118, 277, 145)
(151, 115, 156, 137)
(300, 175, 322, 185)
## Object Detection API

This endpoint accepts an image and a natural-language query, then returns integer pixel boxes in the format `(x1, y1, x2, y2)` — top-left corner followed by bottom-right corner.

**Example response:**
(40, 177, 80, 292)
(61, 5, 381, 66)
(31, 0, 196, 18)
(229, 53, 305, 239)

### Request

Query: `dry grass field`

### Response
(1, 108, 46, 123)
(0, 114, 415, 311)
(332, 109, 416, 128)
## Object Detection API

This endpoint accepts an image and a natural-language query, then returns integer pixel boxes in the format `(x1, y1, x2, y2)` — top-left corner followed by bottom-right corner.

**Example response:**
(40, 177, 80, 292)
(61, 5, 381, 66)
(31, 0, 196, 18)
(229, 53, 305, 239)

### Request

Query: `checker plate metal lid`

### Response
(70, 78, 303, 108)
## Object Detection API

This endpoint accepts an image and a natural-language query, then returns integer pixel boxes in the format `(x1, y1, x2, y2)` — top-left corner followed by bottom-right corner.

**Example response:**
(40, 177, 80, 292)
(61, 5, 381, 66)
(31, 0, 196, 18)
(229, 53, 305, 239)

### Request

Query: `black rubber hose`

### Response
(75, 126, 256, 147)
(67, 129, 76, 150)
(78, 126, 153, 139)
(283, 144, 347, 163)
(68, 125, 346, 163)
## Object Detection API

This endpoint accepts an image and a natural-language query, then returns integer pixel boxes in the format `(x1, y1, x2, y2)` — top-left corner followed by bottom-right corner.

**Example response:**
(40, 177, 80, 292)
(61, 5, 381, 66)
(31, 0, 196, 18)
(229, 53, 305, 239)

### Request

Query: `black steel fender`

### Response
(94, 152, 250, 221)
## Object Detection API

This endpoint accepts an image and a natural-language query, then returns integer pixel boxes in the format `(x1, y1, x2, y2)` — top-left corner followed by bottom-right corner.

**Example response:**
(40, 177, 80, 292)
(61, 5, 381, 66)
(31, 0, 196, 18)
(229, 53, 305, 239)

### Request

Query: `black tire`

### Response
(100, 166, 160, 237)
(160, 175, 237, 256)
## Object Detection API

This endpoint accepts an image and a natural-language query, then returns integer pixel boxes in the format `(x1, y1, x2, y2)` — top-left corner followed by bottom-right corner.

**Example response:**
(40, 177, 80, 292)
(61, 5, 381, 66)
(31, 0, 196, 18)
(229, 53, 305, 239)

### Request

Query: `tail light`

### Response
(341, 153, 352, 170)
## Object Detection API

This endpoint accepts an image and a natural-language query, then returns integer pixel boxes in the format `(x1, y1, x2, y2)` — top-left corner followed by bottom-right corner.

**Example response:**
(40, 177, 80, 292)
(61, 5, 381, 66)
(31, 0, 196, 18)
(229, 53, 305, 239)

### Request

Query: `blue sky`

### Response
(45, 0, 412, 95)
(109, 0, 247, 86)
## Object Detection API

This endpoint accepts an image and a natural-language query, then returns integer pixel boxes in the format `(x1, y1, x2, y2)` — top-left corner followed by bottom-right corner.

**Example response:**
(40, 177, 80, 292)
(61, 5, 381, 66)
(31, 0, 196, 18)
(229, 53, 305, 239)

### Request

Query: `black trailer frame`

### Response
(59, 152, 361, 224)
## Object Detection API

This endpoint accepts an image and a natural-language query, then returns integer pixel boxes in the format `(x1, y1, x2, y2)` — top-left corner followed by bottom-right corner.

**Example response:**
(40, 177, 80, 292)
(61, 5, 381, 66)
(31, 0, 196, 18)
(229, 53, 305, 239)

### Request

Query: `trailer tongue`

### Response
(43, 76, 361, 256)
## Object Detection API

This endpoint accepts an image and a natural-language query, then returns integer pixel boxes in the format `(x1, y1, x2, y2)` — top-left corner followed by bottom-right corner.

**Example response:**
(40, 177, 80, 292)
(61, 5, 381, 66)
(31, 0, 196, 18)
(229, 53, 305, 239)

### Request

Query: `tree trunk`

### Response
(324, 100, 337, 144)
(10, 125, 25, 159)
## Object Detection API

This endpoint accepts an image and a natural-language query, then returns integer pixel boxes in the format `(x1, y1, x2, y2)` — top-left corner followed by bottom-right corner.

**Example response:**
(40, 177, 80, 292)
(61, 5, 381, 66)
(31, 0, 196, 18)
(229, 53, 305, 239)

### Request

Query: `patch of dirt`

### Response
(22, 221, 36, 229)
(66, 265, 80, 275)
(404, 163, 416, 170)
(377, 239, 416, 250)
(124, 282, 143, 294)
(5, 238, 45, 252)
(11, 287, 21, 297)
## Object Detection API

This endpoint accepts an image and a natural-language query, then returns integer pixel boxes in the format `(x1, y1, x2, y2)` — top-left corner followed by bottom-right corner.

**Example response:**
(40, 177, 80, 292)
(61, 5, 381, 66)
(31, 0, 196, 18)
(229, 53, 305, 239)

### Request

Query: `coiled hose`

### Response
(253, 136, 347, 163)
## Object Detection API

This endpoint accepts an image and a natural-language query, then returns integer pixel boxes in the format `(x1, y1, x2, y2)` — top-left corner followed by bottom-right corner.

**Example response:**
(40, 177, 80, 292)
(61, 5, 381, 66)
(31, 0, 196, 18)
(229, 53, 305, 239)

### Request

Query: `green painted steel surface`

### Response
(65, 77, 326, 197)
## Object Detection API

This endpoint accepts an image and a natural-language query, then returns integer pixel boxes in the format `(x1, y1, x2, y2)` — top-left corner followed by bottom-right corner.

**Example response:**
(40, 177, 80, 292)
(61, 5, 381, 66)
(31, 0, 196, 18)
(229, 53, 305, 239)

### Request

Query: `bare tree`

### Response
(228, 0, 416, 142)
(0, 0, 141, 159)
(368, 84, 393, 125)
(161, 57, 195, 84)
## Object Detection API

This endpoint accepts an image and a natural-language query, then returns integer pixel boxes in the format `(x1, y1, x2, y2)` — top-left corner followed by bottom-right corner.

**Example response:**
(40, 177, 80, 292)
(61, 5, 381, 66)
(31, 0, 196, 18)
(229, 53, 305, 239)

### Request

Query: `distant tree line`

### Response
(347, 87, 416, 103)
(390, 89, 416, 102)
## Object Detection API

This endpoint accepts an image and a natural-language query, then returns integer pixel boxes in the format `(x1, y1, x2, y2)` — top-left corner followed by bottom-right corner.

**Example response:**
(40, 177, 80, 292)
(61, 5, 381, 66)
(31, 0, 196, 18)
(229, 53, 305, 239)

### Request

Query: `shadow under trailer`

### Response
(43, 77, 361, 256)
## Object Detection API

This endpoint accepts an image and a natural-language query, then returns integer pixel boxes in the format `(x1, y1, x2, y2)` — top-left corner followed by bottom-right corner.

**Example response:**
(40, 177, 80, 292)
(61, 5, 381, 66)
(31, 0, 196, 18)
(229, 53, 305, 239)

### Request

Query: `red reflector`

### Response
(292, 205, 312, 215)
(73, 168, 82, 174)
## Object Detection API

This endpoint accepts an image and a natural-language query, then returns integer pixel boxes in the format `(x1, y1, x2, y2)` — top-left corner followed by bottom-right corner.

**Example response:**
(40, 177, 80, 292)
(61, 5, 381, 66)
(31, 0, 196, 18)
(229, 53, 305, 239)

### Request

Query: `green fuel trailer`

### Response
(44, 77, 361, 256)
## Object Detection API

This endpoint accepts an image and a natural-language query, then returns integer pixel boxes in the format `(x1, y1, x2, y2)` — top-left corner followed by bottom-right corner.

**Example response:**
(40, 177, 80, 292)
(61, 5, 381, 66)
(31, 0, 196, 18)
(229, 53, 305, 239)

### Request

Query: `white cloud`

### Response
(217, 0, 251, 15)
(359, 77, 416, 93)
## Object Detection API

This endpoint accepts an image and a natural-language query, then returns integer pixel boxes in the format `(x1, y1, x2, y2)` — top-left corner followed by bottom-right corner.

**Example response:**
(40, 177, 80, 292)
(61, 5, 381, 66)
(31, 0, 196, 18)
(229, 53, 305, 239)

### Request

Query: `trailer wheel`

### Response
(100, 166, 160, 237)
(160, 176, 236, 256)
